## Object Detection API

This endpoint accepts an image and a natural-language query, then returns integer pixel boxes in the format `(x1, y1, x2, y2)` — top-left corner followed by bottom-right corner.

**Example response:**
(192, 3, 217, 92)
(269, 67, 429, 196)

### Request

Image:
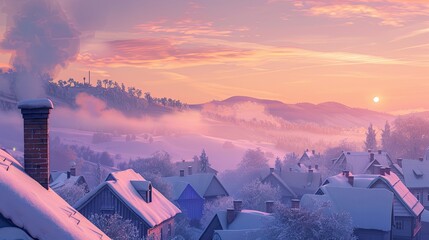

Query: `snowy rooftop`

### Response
(163, 173, 226, 198)
(49, 173, 84, 190)
(302, 186, 393, 231)
(268, 171, 321, 197)
(17, 98, 54, 109)
(213, 229, 266, 240)
(333, 151, 393, 174)
(0, 149, 110, 240)
(322, 171, 424, 217)
(401, 159, 429, 188)
(75, 169, 181, 228)
(217, 210, 274, 230)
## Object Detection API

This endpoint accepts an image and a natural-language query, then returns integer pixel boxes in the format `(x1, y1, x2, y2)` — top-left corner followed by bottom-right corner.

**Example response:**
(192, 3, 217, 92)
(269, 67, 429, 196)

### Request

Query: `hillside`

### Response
(192, 96, 394, 128)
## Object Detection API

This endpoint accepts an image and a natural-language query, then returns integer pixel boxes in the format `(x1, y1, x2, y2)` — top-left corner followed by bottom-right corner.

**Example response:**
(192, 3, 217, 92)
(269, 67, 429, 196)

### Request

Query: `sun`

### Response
(373, 96, 380, 103)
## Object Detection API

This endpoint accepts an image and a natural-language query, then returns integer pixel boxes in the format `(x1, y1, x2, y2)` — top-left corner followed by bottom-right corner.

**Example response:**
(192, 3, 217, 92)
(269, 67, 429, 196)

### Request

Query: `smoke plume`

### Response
(1, 0, 80, 100)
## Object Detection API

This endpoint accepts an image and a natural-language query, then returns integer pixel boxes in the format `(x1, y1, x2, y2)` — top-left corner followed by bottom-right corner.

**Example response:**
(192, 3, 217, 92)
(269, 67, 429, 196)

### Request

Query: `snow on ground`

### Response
(51, 127, 284, 171)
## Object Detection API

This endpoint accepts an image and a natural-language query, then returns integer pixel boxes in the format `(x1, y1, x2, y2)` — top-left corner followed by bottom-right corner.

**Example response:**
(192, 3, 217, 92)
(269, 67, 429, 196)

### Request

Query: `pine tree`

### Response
(381, 121, 391, 151)
(199, 149, 210, 173)
(275, 157, 282, 174)
(365, 123, 377, 151)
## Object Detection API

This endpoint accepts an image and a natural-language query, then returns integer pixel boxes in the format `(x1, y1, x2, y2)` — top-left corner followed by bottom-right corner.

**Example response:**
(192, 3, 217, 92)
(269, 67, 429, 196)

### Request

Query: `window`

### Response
(168, 224, 172, 237)
(395, 220, 404, 230)
(100, 207, 115, 215)
(416, 193, 420, 202)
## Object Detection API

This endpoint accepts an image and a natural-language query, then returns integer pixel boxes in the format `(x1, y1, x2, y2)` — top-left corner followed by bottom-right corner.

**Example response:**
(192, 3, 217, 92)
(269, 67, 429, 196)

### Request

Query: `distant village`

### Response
(1, 98, 429, 240)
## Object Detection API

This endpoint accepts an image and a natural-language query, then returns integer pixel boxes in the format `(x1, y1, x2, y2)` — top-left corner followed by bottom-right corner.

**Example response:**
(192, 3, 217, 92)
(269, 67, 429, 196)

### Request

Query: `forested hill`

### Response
(0, 79, 187, 117)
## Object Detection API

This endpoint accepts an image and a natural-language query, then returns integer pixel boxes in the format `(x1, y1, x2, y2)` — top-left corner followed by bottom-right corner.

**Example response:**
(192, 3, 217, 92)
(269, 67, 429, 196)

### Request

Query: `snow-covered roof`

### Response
(75, 169, 181, 228)
(303, 186, 393, 231)
(401, 159, 429, 188)
(216, 210, 274, 230)
(322, 171, 424, 217)
(333, 151, 393, 174)
(213, 229, 266, 240)
(174, 160, 218, 175)
(0, 148, 23, 170)
(0, 149, 110, 240)
(17, 98, 54, 109)
(49, 172, 84, 190)
(266, 171, 321, 197)
(163, 173, 227, 198)
(264, 173, 297, 198)
(0, 227, 33, 240)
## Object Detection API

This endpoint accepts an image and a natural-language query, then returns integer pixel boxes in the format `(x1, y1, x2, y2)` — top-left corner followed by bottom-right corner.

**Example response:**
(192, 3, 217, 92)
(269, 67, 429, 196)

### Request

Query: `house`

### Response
(174, 159, 218, 176)
(298, 149, 321, 169)
(330, 150, 394, 175)
(396, 158, 429, 209)
(74, 169, 181, 239)
(0, 99, 110, 240)
(163, 168, 229, 201)
(50, 169, 89, 192)
(302, 186, 394, 240)
(320, 169, 424, 240)
(162, 178, 204, 223)
(262, 167, 321, 204)
(199, 201, 274, 240)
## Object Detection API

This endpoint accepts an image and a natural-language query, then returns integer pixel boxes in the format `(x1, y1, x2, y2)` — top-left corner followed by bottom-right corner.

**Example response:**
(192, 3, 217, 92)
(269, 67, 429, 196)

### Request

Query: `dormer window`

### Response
(131, 180, 152, 203)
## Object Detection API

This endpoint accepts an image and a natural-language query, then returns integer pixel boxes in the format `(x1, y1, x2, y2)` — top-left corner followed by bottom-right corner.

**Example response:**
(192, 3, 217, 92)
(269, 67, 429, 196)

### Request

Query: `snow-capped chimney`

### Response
(312, 149, 315, 155)
(266, 201, 274, 213)
(291, 199, 300, 209)
(342, 170, 350, 177)
(368, 149, 372, 153)
(18, 99, 54, 189)
(380, 167, 386, 176)
(315, 164, 319, 170)
(378, 150, 382, 154)
(70, 166, 76, 176)
(419, 157, 424, 161)
(67, 171, 71, 179)
(233, 200, 242, 212)
(188, 166, 192, 175)
(370, 153, 375, 161)
(270, 167, 275, 174)
(385, 167, 391, 175)
(179, 170, 185, 177)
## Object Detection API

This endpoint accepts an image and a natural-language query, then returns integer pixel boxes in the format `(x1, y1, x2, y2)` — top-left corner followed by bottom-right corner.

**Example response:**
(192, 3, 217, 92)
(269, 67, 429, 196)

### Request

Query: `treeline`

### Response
(46, 78, 187, 116)
(364, 116, 429, 159)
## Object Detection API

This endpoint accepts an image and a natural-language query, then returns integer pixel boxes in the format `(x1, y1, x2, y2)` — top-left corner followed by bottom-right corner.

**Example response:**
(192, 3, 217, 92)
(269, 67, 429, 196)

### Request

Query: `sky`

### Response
(1, 0, 429, 114)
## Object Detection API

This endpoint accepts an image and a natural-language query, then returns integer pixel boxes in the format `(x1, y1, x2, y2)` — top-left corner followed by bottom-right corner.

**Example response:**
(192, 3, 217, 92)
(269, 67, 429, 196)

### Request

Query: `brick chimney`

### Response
(188, 166, 192, 175)
(226, 208, 236, 225)
(291, 199, 300, 209)
(385, 167, 391, 175)
(378, 150, 382, 154)
(266, 201, 274, 213)
(179, 169, 185, 177)
(370, 153, 375, 161)
(70, 166, 76, 176)
(270, 167, 275, 174)
(348, 175, 354, 186)
(419, 157, 424, 161)
(18, 99, 54, 189)
(380, 167, 386, 176)
(233, 200, 242, 212)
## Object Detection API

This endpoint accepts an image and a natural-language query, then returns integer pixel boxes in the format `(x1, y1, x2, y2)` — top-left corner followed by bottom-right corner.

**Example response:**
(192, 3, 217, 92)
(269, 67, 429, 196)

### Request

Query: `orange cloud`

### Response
(135, 19, 248, 38)
(288, 0, 429, 27)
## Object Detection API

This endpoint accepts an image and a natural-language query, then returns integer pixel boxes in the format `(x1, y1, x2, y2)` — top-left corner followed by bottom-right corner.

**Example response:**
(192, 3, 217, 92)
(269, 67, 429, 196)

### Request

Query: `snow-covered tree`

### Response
(265, 203, 356, 240)
(201, 196, 233, 228)
(274, 157, 282, 174)
(89, 214, 141, 240)
(199, 149, 210, 173)
(239, 179, 281, 211)
(364, 123, 377, 151)
(238, 148, 269, 170)
(54, 184, 86, 205)
(381, 121, 391, 151)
